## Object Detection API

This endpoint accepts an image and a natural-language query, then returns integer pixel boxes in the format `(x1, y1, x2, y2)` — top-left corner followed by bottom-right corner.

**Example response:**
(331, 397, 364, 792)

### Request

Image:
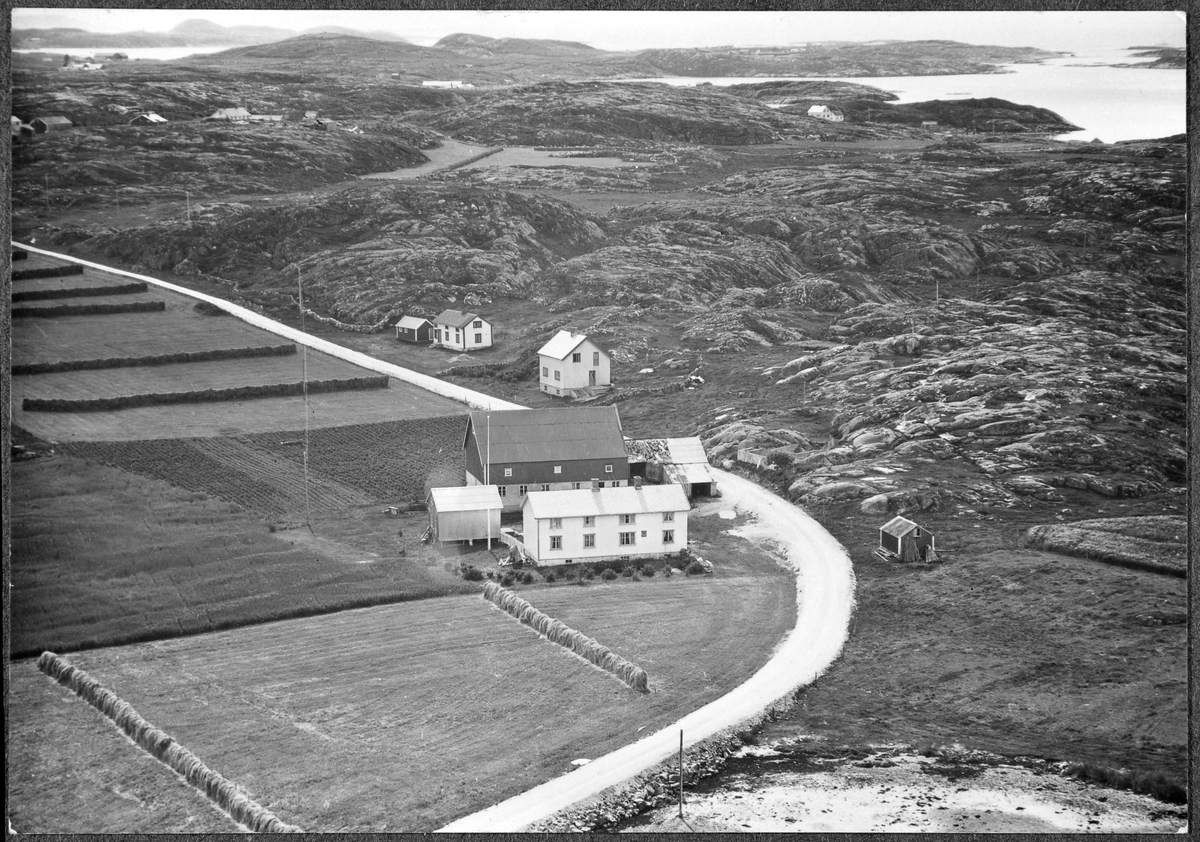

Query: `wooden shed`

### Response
(395, 315, 433, 343)
(427, 485, 502, 545)
(31, 116, 73, 133)
(877, 516, 935, 563)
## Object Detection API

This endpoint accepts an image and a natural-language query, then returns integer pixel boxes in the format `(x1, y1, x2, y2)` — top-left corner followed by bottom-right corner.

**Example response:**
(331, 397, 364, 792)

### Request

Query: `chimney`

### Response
(591, 479, 600, 492)
(633, 476, 643, 489)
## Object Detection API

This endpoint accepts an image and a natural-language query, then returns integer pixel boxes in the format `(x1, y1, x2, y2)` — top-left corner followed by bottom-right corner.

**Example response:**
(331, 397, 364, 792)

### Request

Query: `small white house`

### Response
(205, 107, 251, 122)
(537, 330, 611, 397)
(433, 309, 492, 351)
(518, 482, 689, 565)
(808, 104, 844, 122)
(427, 485, 502, 545)
(422, 80, 464, 88)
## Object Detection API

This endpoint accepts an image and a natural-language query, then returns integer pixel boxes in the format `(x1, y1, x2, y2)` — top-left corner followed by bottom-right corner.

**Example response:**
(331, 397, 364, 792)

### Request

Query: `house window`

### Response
(541, 484, 550, 492)
(473, 320, 482, 329)
(572, 352, 581, 363)
(597, 481, 605, 488)
(663, 511, 674, 523)
(554, 370, 561, 381)
(504, 468, 513, 477)
(611, 480, 620, 487)
(542, 366, 548, 377)
(619, 532, 636, 546)
(475, 333, 482, 344)
(550, 518, 562, 530)
(573, 482, 581, 490)
(641, 530, 647, 538)
(620, 514, 636, 525)
(519, 485, 528, 496)
(583, 516, 595, 527)
(605, 464, 613, 473)
(593, 352, 600, 366)
(550, 536, 562, 551)
(554, 466, 562, 474)
(498, 486, 507, 497)
(663, 530, 675, 544)
(583, 534, 595, 548)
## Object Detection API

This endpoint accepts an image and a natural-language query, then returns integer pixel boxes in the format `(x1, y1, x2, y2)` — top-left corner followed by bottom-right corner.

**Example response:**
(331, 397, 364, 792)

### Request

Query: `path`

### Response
(440, 469, 855, 832)
(14, 243, 856, 833)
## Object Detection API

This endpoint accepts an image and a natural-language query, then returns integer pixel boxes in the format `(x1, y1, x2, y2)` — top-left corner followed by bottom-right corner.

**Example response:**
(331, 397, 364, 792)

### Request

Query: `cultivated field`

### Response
(1021, 515, 1187, 577)
(8, 661, 241, 834)
(15, 535, 792, 832)
(9, 448, 474, 657)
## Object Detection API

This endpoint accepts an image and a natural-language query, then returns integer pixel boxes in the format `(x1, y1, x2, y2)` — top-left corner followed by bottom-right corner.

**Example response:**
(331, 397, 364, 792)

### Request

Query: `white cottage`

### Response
(807, 104, 844, 122)
(433, 309, 492, 351)
(519, 482, 689, 564)
(537, 330, 611, 397)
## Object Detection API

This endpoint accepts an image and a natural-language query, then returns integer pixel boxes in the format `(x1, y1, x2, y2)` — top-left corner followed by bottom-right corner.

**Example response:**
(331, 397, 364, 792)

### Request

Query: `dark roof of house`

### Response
(36, 116, 73, 125)
(434, 309, 485, 329)
(465, 406, 626, 465)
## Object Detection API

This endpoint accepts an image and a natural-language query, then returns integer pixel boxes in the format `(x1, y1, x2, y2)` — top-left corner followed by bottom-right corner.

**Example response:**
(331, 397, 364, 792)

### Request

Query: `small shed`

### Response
(395, 315, 433, 343)
(878, 516, 935, 563)
(31, 116, 73, 133)
(624, 437, 716, 498)
(427, 485, 502, 545)
(129, 112, 168, 125)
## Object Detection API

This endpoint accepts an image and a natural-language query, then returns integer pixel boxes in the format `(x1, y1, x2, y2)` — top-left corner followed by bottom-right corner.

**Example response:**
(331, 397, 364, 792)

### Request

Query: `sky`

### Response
(11, 8, 1187, 53)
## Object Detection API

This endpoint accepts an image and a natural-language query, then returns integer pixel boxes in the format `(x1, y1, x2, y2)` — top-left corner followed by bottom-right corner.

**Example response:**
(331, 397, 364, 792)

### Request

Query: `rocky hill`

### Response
(826, 97, 1081, 133)
(420, 81, 812, 146)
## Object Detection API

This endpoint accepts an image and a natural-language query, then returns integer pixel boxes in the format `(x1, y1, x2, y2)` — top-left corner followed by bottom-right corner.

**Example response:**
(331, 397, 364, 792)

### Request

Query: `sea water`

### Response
(14, 46, 232, 61)
(615, 49, 1185, 144)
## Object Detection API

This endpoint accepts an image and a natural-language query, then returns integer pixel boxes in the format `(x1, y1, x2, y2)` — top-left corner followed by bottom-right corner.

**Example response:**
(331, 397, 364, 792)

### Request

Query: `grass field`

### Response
(15, 348, 374, 403)
(7, 662, 241, 834)
(14, 526, 792, 832)
(1021, 519, 1186, 577)
(9, 452, 475, 656)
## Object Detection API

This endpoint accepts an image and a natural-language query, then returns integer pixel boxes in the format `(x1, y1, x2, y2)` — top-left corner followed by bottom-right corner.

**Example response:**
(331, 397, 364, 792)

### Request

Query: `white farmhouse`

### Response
(537, 330, 611, 398)
(518, 481, 689, 565)
(807, 104, 844, 122)
(433, 309, 493, 351)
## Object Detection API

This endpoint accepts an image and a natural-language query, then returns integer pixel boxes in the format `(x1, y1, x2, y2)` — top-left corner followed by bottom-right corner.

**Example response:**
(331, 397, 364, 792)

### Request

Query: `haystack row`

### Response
(482, 582, 650, 693)
(36, 651, 302, 833)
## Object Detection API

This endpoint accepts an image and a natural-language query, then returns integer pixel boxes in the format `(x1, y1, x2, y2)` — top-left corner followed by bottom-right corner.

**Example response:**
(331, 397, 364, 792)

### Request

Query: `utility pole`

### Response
(44, 174, 50, 214)
(298, 266, 312, 530)
(186, 190, 191, 224)
(678, 730, 685, 819)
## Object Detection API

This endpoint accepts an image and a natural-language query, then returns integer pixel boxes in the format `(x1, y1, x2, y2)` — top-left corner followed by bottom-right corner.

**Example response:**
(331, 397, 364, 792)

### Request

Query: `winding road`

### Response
(14, 243, 857, 833)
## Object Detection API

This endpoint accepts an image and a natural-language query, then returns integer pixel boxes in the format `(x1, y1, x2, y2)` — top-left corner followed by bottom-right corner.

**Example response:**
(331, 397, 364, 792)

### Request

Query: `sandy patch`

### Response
(624, 749, 1187, 833)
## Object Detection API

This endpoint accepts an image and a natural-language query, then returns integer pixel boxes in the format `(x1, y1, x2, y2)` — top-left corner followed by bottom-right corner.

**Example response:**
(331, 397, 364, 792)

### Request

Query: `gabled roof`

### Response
(428, 485, 503, 512)
(36, 116, 72, 125)
(433, 309, 485, 329)
(524, 484, 690, 520)
(466, 406, 625, 465)
(209, 107, 251, 118)
(396, 315, 432, 330)
(880, 516, 923, 538)
(538, 329, 602, 361)
(132, 112, 167, 123)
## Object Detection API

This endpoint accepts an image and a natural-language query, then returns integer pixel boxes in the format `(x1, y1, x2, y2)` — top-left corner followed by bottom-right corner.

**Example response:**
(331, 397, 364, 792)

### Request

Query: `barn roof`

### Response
(433, 309, 485, 329)
(428, 485, 502, 512)
(36, 116, 72, 126)
(209, 107, 251, 118)
(538, 330, 596, 361)
(466, 406, 625, 465)
(524, 484, 689, 520)
(625, 437, 710, 465)
(880, 516, 922, 537)
(396, 315, 431, 330)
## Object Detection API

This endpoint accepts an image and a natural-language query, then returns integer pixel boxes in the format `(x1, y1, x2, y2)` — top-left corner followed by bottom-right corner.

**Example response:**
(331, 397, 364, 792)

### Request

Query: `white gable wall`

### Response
(539, 338, 610, 395)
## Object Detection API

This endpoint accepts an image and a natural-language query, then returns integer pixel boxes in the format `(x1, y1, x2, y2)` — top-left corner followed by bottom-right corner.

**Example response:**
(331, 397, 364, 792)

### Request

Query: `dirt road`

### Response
(439, 468, 856, 832)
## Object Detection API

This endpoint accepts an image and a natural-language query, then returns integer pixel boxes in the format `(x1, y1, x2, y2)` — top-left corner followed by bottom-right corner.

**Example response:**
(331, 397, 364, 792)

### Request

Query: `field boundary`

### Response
(12, 264, 84, 280)
(36, 651, 302, 833)
(13, 300, 166, 318)
(13, 243, 524, 412)
(1021, 524, 1186, 577)
(13, 343, 297, 375)
(23, 374, 389, 413)
(482, 582, 649, 693)
(12, 281, 149, 301)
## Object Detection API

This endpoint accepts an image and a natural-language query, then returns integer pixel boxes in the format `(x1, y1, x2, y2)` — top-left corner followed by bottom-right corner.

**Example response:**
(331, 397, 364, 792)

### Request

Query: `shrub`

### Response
(501, 572, 516, 587)
(685, 559, 708, 576)
(544, 571, 557, 583)
(621, 566, 634, 578)
(461, 565, 484, 582)
(641, 565, 655, 578)
(601, 568, 618, 581)
(583, 568, 595, 580)
(521, 571, 535, 584)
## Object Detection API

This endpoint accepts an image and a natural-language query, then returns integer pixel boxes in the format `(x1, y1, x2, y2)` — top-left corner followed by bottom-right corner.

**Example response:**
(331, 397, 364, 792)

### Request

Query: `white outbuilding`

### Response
(807, 104, 844, 122)
(537, 330, 611, 398)
(427, 485, 503, 545)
